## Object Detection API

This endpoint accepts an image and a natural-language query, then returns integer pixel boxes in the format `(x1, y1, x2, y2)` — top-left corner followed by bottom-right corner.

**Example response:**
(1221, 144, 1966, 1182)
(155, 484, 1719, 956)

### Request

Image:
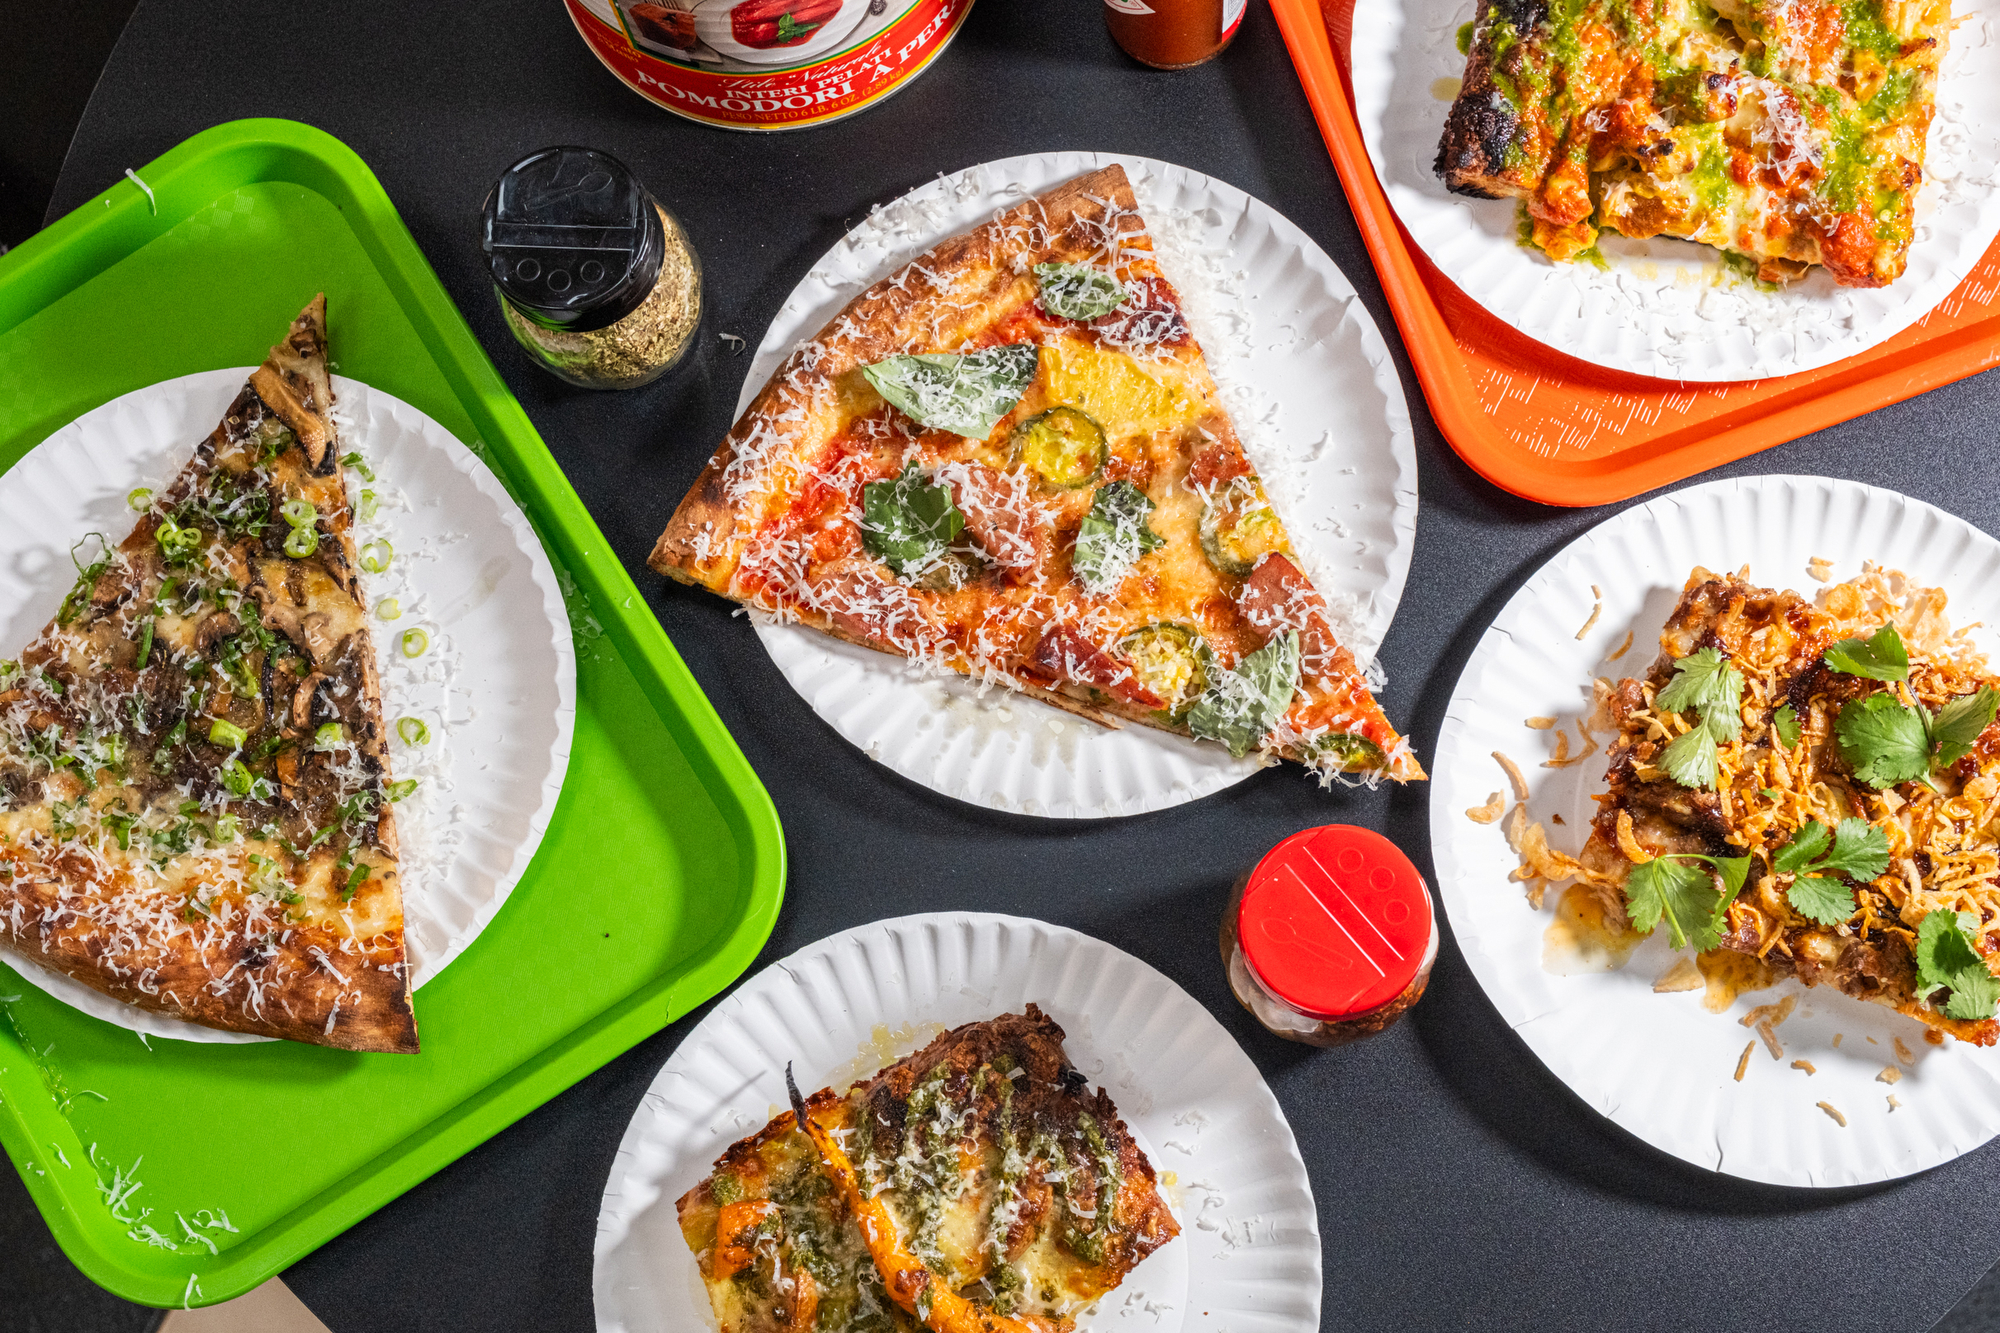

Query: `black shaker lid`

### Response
(481, 147, 665, 334)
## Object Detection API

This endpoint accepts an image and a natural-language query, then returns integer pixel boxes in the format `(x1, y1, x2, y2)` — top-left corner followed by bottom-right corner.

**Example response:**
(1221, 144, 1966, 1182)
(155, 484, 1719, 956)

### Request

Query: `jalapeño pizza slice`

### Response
(651, 165, 1420, 783)
(0, 297, 418, 1052)
(676, 1006, 1178, 1333)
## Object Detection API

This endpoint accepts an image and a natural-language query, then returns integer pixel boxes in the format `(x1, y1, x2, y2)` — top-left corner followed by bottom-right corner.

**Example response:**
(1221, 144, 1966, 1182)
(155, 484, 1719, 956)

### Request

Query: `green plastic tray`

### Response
(0, 119, 785, 1308)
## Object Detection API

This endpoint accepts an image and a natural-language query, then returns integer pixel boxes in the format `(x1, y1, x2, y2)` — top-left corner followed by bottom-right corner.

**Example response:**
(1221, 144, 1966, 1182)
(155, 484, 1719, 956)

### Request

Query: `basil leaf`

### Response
(1835, 691, 1931, 788)
(1186, 631, 1301, 760)
(1034, 262, 1131, 321)
(1824, 623, 1910, 682)
(1786, 875, 1856, 926)
(1931, 686, 2000, 769)
(1772, 820, 1832, 875)
(1772, 703, 1801, 748)
(1625, 855, 1736, 953)
(1660, 725, 1718, 789)
(1072, 482, 1166, 594)
(861, 345, 1039, 438)
(860, 463, 965, 579)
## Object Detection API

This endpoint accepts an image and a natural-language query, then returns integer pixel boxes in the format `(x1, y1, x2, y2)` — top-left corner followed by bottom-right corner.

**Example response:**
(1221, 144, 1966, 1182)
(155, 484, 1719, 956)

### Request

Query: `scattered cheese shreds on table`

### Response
(1791, 1059, 1817, 1075)
(1734, 1042, 1754, 1082)
(1817, 1101, 1848, 1127)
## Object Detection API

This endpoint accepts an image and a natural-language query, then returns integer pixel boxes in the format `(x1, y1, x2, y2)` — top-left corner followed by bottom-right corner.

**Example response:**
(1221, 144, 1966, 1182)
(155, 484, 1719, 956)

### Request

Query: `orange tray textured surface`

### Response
(1272, 0, 2000, 506)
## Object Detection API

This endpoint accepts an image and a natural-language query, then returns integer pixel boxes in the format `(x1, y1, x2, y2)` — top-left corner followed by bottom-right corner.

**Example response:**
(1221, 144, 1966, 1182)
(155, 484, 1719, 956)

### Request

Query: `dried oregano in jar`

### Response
(482, 147, 702, 390)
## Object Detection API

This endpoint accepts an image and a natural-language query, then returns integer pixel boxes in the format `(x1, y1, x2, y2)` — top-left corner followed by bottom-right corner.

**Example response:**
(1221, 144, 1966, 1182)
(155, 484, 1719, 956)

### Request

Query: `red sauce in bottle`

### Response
(731, 0, 845, 49)
(1104, 0, 1247, 69)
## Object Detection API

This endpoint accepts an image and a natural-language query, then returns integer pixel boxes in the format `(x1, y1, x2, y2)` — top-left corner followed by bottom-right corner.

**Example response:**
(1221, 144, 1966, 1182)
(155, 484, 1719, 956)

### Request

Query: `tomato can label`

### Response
(565, 0, 976, 131)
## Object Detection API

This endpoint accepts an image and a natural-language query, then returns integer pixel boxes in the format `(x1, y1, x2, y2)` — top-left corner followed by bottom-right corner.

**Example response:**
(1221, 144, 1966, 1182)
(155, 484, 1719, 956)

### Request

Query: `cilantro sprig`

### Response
(1824, 624, 1910, 681)
(1624, 851, 1752, 953)
(1820, 624, 2000, 787)
(1772, 703, 1801, 748)
(1768, 817, 1890, 925)
(1652, 647, 1744, 790)
(1915, 910, 2000, 1021)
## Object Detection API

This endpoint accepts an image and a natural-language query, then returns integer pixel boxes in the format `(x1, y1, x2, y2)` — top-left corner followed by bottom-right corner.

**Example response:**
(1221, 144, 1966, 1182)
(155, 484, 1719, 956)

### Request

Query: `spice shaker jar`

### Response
(1220, 824, 1437, 1047)
(482, 146, 702, 390)
(1105, 0, 1246, 69)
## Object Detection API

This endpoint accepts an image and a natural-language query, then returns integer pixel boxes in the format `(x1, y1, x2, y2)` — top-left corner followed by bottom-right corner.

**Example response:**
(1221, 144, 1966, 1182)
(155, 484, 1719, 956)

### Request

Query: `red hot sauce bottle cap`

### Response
(1237, 824, 1434, 1021)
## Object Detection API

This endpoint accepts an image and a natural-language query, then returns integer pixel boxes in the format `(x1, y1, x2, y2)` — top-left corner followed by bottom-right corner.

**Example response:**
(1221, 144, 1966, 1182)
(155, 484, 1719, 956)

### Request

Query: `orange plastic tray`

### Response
(1271, 0, 2000, 506)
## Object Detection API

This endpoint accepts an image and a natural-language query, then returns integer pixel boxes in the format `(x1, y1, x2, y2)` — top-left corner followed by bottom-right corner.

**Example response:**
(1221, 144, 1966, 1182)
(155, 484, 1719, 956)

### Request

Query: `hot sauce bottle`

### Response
(1104, 0, 1248, 69)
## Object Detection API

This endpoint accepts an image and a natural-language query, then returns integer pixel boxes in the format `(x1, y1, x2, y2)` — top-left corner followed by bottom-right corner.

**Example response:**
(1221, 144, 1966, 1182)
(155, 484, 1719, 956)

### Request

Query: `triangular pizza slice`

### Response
(0, 297, 418, 1052)
(651, 165, 1421, 782)
(676, 1005, 1178, 1333)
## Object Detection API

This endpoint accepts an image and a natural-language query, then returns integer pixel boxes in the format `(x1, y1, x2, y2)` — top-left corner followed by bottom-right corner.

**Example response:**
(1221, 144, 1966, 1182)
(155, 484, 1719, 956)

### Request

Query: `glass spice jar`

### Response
(1104, 0, 1247, 69)
(481, 146, 702, 390)
(1220, 824, 1437, 1047)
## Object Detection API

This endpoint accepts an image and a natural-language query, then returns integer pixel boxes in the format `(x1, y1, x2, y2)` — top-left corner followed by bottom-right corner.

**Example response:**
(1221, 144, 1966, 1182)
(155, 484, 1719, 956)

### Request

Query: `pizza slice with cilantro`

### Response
(1578, 566, 2000, 1044)
(650, 165, 1420, 783)
(676, 1005, 1178, 1333)
(0, 297, 419, 1052)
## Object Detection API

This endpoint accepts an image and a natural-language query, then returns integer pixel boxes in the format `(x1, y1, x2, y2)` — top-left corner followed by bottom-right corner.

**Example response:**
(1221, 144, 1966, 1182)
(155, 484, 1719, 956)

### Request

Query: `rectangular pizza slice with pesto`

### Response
(1575, 566, 2000, 1043)
(1436, 0, 1951, 286)
(675, 1005, 1179, 1333)
(649, 164, 1421, 784)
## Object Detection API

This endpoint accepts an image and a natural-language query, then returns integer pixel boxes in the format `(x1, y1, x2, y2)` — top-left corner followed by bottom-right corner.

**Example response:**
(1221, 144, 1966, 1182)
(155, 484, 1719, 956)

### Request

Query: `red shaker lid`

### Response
(1237, 824, 1433, 1019)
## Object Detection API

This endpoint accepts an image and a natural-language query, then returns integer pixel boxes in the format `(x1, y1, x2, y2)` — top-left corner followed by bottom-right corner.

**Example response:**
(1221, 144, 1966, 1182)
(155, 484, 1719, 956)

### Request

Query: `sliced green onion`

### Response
(280, 499, 317, 528)
(400, 628, 428, 658)
(134, 619, 155, 670)
(385, 779, 418, 803)
(357, 489, 380, 523)
(221, 759, 254, 797)
(340, 451, 375, 482)
(126, 488, 153, 512)
(283, 526, 318, 559)
(342, 861, 368, 900)
(214, 814, 240, 842)
(376, 597, 401, 620)
(208, 719, 247, 750)
(155, 520, 200, 561)
(360, 540, 393, 574)
(396, 717, 430, 746)
(315, 722, 344, 750)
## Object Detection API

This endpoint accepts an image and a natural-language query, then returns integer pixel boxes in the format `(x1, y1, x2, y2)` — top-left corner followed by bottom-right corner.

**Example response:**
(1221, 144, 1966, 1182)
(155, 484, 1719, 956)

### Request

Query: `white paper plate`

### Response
(0, 370, 576, 1043)
(1430, 475, 2000, 1185)
(1350, 0, 2000, 382)
(741, 151, 1420, 818)
(592, 912, 1320, 1333)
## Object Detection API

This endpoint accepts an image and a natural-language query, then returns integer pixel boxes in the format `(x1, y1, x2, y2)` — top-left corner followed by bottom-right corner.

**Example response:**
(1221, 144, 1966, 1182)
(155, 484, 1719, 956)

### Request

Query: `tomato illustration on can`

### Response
(728, 0, 846, 47)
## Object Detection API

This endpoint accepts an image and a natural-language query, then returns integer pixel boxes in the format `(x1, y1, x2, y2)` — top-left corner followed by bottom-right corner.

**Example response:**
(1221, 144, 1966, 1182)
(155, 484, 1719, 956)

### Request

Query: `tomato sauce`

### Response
(1104, 0, 1246, 70)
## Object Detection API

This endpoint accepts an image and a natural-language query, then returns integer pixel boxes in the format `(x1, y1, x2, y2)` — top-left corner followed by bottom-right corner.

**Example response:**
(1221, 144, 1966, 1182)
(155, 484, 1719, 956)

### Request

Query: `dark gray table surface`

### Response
(31, 0, 2000, 1329)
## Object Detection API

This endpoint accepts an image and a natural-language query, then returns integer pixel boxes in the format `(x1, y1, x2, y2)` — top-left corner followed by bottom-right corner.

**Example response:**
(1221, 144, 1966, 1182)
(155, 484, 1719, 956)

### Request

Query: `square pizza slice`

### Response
(1579, 567, 2000, 1043)
(676, 1005, 1179, 1333)
(1437, 0, 1951, 286)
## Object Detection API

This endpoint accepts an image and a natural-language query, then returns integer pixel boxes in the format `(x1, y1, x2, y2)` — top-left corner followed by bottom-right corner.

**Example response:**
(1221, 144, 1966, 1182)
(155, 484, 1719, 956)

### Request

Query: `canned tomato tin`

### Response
(564, 0, 976, 131)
